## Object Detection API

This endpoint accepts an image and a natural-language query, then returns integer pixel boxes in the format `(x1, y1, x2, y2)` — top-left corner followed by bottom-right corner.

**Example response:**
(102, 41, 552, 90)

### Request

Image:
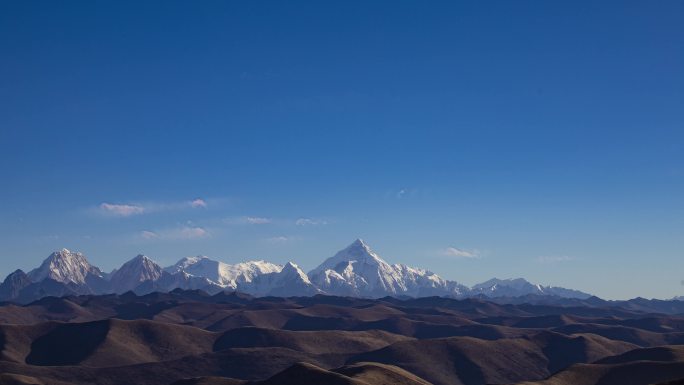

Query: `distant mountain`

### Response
(471, 278, 591, 299)
(1, 240, 594, 303)
(309, 239, 469, 298)
(167, 256, 282, 289)
(241, 262, 322, 297)
(28, 248, 103, 286)
(133, 271, 223, 295)
(15, 278, 82, 303)
(0, 269, 32, 301)
(109, 255, 164, 294)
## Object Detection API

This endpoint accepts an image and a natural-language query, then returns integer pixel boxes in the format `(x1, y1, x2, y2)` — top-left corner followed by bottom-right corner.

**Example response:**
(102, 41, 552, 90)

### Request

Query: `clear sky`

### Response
(1, 1, 682, 300)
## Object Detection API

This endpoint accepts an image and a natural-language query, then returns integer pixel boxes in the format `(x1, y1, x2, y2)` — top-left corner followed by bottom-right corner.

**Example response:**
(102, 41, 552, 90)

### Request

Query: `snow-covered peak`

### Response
(170, 255, 211, 271)
(472, 278, 534, 291)
(167, 256, 282, 288)
(239, 260, 319, 297)
(109, 254, 164, 293)
(309, 240, 469, 298)
(342, 238, 382, 261)
(309, 239, 388, 277)
(28, 249, 102, 285)
(470, 277, 591, 299)
(280, 262, 312, 285)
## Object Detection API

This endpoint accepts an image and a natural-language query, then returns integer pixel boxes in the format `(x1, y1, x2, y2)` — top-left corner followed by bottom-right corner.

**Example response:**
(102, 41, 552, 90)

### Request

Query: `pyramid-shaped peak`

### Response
(281, 262, 308, 279)
(110, 254, 164, 293)
(29, 249, 101, 284)
(3, 269, 29, 283)
(125, 254, 158, 264)
(340, 239, 383, 262)
(309, 239, 388, 277)
(350, 238, 369, 248)
(50, 248, 82, 259)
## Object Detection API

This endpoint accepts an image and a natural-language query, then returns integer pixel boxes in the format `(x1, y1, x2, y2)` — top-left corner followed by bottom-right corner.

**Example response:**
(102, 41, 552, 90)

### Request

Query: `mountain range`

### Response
(0, 239, 592, 303)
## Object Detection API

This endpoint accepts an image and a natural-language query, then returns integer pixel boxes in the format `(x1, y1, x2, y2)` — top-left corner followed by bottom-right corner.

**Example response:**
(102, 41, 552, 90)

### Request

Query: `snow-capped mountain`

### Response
(471, 278, 591, 299)
(133, 271, 222, 296)
(109, 255, 164, 294)
(28, 249, 103, 285)
(167, 256, 282, 289)
(0, 241, 593, 303)
(241, 262, 322, 297)
(309, 239, 469, 298)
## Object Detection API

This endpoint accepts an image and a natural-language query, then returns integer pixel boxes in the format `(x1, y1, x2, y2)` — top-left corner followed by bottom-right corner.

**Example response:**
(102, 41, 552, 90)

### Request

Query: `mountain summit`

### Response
(242, 261, 321, 297)
(309, 239, 469, 297)
(471, 278, 591, 299)
(167, 256, 282, 289)
(28, 249, 103, 285)
(109, 255, 164, 294)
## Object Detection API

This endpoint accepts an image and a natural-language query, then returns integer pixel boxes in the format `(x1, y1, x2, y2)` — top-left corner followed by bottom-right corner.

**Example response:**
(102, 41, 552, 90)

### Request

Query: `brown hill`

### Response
(350, 332, 636, 385)
(5, 319, 216, 367)
(0, 292, 683, 385)
(516, 361, 684, 385)
(215, 327, 409, 356)
(253, 361, 433, 385)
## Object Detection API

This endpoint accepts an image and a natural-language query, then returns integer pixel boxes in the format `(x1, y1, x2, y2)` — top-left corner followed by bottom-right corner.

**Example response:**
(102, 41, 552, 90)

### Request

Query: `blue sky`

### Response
(0, 1, 682, 299)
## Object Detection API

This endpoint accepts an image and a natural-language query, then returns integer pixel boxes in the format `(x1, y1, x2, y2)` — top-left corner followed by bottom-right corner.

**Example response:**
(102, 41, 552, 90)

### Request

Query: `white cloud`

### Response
(441, 247, 480, 259)
(267, 236, 290, 243)
(537, 255, 574, 263)
(245, 217, 272, 224)
(190, 198, 207, 208)
(100, 203, 145, 217)
(139, 226, 209, 241)
(97, 198, 211, 217)
(224, 216, 273, 225)
(295, 218, 327, 226)
(140, 230, 159, 239)
(178, 226, 209, 239)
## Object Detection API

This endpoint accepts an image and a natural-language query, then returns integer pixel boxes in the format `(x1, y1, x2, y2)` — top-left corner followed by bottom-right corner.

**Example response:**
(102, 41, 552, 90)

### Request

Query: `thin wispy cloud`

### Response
(266, 235, 291, 243)
(178, 226, 209, 239)
(97, 198, 209, 217)
(537, 255, 574, 264)
(245, 217, 272, 224)
(224, 216, 273, 225)
(100, 203, 145, 217)
(441, 247, 480, 259)
(295, 218, 327, 226)
(139, 226, 209, 241)
(140, 230, 159, 240)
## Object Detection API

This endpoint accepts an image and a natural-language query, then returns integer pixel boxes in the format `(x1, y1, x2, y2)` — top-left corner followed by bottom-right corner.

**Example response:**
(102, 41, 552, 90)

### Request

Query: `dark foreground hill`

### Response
(0, 291, 683, 385)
